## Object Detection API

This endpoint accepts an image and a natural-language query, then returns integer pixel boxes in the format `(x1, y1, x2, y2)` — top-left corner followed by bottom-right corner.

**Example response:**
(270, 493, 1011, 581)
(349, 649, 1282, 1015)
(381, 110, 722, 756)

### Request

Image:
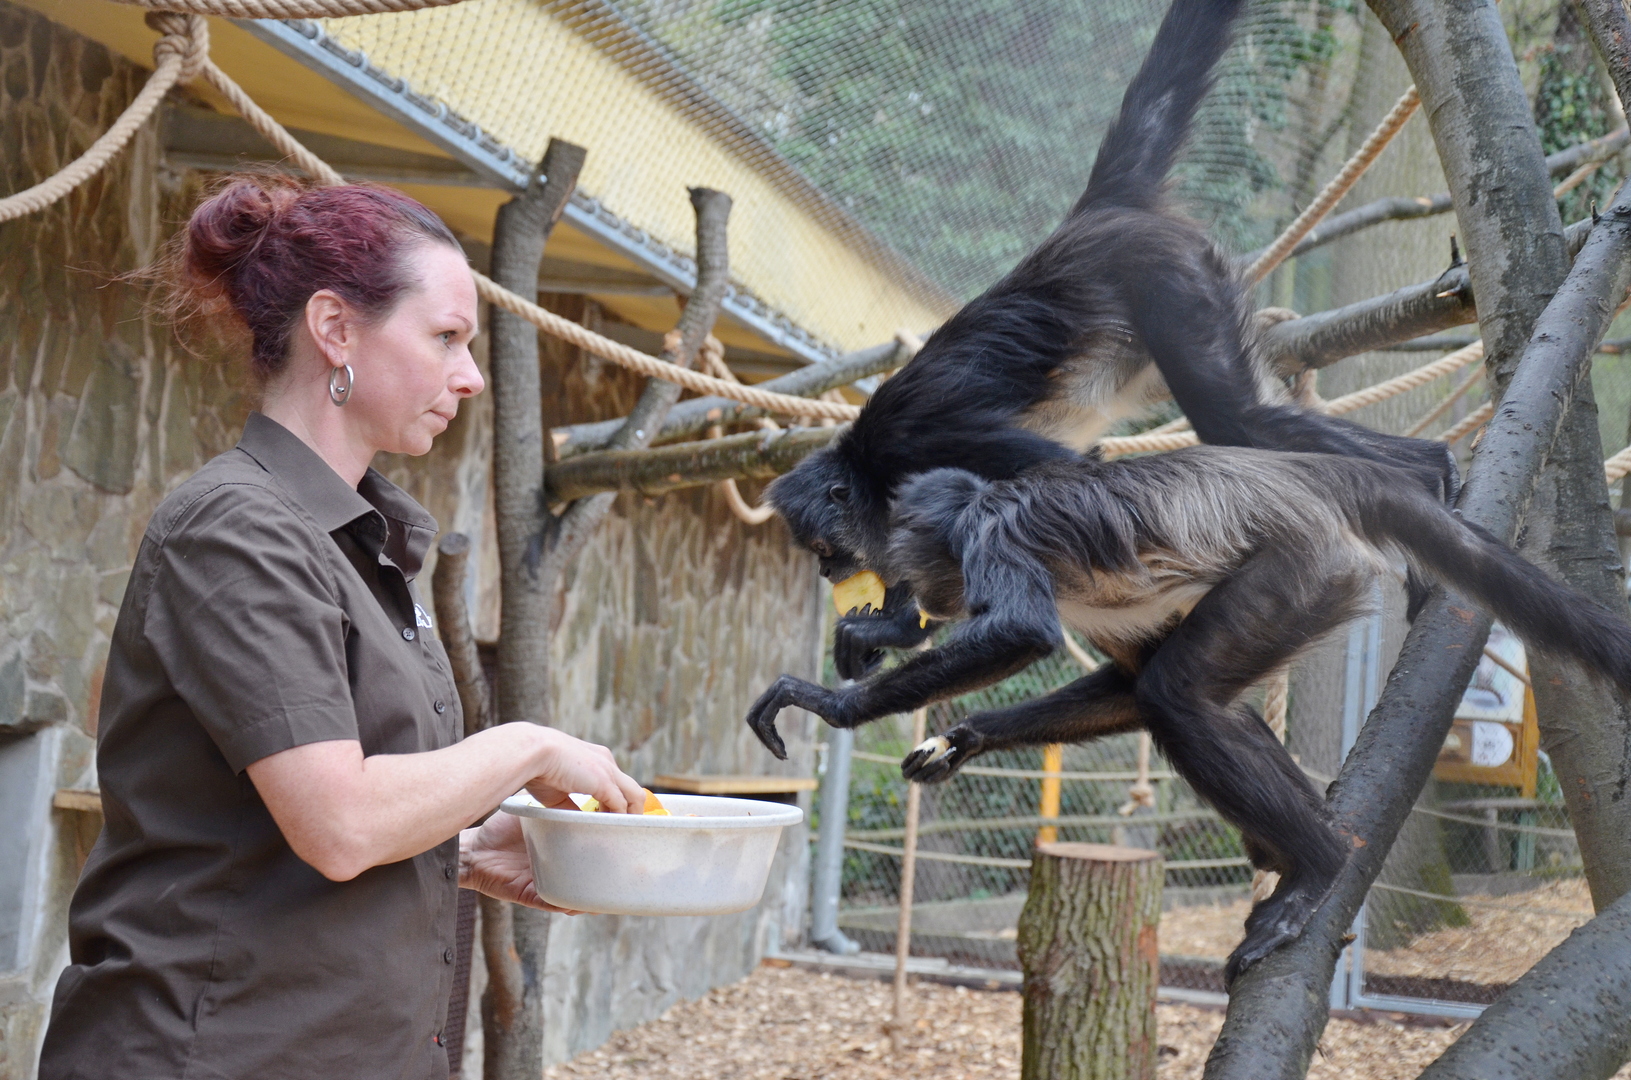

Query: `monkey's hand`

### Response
(745, 675, 857, 760)
(900, 726, 985, 784)
(834, 608, 936, 680)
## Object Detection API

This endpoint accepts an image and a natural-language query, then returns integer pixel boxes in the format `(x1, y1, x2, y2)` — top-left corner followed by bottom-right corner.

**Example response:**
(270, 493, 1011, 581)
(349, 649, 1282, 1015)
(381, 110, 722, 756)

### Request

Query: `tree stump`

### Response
(1017, 841, 1163, 1080)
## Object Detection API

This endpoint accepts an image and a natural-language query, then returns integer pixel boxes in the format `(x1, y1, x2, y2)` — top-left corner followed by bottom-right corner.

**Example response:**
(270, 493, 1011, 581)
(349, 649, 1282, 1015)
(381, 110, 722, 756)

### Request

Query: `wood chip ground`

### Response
(542, 963, 1631, 1080)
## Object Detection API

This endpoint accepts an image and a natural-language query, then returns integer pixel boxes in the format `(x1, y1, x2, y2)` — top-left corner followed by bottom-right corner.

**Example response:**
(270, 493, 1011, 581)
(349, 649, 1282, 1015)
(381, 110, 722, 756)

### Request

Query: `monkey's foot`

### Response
(1224, 885, 1324, 985)
(900, 727, 982, 784)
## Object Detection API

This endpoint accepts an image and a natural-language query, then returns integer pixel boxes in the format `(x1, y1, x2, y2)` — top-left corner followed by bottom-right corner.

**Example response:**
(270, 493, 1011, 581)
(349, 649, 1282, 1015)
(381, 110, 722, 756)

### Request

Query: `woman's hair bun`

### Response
(181, 176, 300, 297)
(159, 172, 461, 378)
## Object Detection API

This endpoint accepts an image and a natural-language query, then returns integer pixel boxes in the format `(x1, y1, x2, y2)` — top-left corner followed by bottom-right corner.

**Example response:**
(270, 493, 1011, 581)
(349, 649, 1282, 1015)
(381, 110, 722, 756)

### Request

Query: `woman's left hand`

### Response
(458, 813, 580, 914)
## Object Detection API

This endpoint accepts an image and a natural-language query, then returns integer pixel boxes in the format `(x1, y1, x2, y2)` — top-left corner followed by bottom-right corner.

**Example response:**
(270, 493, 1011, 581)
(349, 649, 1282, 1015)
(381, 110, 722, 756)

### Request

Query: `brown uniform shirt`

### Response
(39, 413, 465, 1080)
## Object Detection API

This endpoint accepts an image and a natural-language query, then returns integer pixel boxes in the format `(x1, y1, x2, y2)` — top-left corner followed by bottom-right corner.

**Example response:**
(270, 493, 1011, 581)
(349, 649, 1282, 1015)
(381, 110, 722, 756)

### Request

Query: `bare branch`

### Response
(430, 532, 489, 736)
(1237, 128, 1626, 267)
(545, 426, 839, 503)
(542, 188, 734, 577)
(1257, 216, 1592, 374)
(553, 338, 908, 459)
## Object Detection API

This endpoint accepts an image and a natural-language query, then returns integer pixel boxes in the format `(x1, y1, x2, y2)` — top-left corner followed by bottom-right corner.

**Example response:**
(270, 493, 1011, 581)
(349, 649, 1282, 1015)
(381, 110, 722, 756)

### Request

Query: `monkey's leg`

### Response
(901, 664, 1144, 784)
(747, 556, 1062, 759)
(834, 584, 938, 680)
(1132, 547, 1369, 984)
(1124, 251, 1459, 503)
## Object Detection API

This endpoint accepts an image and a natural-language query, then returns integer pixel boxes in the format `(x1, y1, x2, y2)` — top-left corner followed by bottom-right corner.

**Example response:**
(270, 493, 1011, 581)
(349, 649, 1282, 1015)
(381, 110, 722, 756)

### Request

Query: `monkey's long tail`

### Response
(1076, 0, 1249, 215)
(1360, 485, 1631, 694)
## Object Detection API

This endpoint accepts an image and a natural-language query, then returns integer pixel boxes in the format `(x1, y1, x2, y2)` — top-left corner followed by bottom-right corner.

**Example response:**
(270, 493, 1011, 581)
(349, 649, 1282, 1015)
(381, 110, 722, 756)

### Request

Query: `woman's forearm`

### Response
(245, 722, 642, 880)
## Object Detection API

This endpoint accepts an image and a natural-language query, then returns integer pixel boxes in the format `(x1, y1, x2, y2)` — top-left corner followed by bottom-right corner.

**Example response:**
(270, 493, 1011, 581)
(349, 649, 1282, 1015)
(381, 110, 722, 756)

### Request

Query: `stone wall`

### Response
(0, 4, 823, 1075)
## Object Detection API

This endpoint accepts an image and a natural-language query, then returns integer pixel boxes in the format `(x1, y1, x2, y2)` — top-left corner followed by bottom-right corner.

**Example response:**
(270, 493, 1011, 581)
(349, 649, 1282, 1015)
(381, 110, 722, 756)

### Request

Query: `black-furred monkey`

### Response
(749, 450, 1631, 980)
(770, 0, 1458, 677)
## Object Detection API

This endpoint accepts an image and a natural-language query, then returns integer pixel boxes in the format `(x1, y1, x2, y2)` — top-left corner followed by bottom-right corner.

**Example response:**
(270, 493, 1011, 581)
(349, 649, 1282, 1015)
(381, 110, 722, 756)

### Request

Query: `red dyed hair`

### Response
(172, 174, 461, 377)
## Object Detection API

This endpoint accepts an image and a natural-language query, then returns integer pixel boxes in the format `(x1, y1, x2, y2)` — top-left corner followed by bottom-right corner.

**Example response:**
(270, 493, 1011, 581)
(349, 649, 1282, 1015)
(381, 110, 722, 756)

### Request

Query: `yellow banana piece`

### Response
(832, 570, 886, 616)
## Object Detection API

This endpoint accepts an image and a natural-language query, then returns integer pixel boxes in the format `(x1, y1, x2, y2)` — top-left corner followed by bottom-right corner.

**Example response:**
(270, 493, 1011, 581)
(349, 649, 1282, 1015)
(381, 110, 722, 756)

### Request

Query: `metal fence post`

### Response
(811, 723, 860, 954)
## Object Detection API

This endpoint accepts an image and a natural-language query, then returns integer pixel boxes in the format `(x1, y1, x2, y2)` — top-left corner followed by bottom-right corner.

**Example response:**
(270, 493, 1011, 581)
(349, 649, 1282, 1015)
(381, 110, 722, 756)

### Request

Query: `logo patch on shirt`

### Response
(414, 603, 434, 629)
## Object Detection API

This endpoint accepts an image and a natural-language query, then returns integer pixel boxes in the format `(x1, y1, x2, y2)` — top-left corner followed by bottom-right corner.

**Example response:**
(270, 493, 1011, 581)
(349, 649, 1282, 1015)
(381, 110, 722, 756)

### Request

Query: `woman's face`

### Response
(347, 242, 484, 457)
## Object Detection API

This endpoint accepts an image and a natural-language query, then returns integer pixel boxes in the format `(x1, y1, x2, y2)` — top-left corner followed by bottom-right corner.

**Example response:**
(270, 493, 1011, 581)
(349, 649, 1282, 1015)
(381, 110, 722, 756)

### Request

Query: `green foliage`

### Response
(1532, 10, 1623, 225)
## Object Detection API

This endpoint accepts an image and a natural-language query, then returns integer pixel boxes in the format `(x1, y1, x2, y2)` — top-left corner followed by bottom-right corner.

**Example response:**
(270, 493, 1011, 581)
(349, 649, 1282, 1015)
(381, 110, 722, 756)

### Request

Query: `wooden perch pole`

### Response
(1256, 216, 1593, 376)
(1204, 0, 1590, 1073)
(1018, 843, 1162, 1080)
(545, 425, 838, 502)
(485, 136, 586, 1080)
(887, 704, 929, 1054)
(536, 186, 734, 577)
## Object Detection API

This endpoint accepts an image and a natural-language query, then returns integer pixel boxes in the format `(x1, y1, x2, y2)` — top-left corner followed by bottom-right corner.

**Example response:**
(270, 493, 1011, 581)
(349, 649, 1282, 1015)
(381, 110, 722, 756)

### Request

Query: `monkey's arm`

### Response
(747, 547, 1059, 759)
(833, 583, 939, 680)
(900, 664, 1143, 783)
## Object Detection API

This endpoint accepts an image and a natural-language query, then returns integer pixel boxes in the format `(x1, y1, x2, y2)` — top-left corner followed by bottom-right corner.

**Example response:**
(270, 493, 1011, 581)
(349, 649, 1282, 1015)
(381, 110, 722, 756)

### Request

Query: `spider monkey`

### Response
(771, 0, 1459, 679)
(745, 449, 1631, 980)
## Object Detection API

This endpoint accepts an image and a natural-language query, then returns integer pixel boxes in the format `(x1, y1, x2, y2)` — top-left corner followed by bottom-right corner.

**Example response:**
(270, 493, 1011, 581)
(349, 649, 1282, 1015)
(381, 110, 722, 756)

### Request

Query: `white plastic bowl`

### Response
(499, 792, 804, 916)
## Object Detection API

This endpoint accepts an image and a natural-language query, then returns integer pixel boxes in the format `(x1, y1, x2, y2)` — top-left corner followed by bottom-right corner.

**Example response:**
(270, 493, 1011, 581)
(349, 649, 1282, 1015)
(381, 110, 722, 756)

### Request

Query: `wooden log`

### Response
(544, 424, 838, 503)
(1017, 842, 1162, 1080)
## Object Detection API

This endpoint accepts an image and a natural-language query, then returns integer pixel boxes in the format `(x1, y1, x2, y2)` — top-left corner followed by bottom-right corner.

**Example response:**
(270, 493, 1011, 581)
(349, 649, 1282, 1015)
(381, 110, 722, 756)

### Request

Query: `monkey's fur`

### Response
(774, 0, 1459, 678)
(746, 449, 1631, 980)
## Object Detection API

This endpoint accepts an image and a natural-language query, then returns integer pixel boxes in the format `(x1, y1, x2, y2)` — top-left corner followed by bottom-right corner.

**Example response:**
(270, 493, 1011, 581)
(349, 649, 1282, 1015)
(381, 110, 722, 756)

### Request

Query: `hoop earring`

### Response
(328, 364, 354, 407)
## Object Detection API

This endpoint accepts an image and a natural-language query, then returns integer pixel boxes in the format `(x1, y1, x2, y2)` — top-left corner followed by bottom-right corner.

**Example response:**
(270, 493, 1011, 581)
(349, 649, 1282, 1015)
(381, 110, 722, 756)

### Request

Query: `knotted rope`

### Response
(0, 15, 205, 223)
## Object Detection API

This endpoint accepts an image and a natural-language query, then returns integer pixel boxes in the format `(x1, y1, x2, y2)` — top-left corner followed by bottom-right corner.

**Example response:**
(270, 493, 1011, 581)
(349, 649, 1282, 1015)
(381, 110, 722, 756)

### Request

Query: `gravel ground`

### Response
(1158, 877, 1595, 987)
(542, 964, 1587, 1080)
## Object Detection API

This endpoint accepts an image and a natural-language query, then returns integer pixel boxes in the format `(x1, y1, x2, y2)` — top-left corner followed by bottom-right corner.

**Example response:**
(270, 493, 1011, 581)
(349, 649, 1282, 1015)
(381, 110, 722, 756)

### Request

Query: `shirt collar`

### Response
(236, 412, 439, 579)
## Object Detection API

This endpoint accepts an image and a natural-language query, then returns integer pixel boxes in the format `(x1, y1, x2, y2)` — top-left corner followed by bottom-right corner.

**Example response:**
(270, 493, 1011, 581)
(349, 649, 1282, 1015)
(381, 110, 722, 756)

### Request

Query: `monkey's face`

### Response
(766, 446, 890, 583)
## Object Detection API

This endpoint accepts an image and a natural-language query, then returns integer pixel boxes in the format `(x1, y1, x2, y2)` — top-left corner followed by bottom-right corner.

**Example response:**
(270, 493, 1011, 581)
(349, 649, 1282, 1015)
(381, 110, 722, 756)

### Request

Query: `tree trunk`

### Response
(1017, 842, 1161, 1080)
(1526, 0, 1631, 913)
(1204, 0, 1577, 1074)
(485, 137, 587, 1080)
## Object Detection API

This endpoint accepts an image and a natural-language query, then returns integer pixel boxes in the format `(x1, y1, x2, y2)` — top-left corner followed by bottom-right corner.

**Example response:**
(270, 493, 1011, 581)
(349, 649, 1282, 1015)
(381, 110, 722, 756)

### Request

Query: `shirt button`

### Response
(434, 700, 446, 714)
(444, 863, 455, 880)
(402, 627, 416, 641)
(443, 947, 456, 964)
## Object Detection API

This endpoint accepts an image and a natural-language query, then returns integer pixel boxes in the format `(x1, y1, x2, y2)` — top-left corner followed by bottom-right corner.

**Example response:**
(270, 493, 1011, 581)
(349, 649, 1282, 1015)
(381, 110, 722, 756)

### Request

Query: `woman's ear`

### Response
(304, 290, 350, 366)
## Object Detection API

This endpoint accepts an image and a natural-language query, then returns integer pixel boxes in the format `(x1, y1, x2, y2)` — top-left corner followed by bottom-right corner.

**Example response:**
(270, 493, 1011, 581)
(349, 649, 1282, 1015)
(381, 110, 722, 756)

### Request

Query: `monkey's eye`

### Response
(811, 539, 834, 558)
(829, 484, 851, 504)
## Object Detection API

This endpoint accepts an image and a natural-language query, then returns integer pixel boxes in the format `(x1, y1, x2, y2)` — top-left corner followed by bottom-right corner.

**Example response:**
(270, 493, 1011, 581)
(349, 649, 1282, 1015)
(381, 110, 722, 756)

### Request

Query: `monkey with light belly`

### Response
(745, 448, 1631, 981)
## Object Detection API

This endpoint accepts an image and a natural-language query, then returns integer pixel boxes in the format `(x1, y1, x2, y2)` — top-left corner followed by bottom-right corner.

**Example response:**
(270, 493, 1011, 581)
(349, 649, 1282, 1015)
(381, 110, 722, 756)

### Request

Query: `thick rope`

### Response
(1405, 363, 1485, 437)
(1439, 400, 1495, 444)
(1101, 341, 1484, 457)
(1605, 444, 1631, 482)
(0, 15, 205, 224)
(1244, 86, 1421, 285)
(1320, 340, 1484, 415)
(114, 0, 469, 16)
(474, 275, 858, 420)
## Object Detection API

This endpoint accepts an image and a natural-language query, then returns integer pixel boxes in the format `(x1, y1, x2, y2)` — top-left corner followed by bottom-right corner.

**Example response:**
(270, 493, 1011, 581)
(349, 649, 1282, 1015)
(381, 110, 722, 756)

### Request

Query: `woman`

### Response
(37, 176, 645, 1080)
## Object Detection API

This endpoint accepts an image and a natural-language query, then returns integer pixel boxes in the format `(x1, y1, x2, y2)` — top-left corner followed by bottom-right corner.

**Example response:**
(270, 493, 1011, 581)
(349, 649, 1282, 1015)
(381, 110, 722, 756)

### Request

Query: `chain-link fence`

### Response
(814, 614, 1591, 1018)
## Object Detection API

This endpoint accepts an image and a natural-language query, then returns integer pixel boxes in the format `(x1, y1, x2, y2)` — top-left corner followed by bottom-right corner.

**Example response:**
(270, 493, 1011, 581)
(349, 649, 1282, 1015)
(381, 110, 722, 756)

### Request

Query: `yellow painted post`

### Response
(1038, 744, 1064, 844)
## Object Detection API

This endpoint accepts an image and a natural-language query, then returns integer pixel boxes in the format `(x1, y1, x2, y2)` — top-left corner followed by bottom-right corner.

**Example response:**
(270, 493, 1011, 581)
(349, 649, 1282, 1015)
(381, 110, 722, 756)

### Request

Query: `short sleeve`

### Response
(143, 484, 358, 772)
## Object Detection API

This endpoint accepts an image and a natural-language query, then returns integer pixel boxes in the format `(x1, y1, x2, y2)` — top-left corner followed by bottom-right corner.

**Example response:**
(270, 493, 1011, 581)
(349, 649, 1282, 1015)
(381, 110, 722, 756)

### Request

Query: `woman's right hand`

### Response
(520, 725, 646, 814)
